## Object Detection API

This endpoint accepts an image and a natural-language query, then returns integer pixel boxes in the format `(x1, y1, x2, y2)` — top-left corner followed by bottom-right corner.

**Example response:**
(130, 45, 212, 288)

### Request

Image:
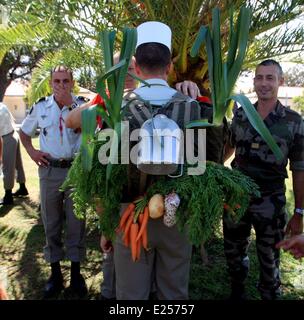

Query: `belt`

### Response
(2, 130, 14, 138)
(47, 158, 73, 168)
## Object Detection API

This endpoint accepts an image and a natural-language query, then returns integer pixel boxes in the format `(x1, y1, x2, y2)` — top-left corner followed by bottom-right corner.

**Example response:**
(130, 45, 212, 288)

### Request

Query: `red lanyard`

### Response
(59, 113, 64, 145)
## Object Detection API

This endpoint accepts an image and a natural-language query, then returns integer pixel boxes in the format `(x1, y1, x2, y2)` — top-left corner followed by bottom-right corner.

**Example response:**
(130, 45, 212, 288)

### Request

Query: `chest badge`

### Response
(251, 142, 260, 150)
(41, 115, 47, 120)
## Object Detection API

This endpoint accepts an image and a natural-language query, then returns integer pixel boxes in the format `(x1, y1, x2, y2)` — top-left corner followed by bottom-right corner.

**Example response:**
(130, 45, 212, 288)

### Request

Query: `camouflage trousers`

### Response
(223, 189, 287, 300)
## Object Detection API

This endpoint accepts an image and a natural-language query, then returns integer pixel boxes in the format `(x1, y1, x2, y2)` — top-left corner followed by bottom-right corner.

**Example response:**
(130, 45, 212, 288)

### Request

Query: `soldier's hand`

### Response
(53, 87, 73, 107)
(100, 235, 113, 253)
(175, 80, 201, 99)
(276, 234, 304, 259)
(29, 149, 50, 167)
(285, 214, 303, 237)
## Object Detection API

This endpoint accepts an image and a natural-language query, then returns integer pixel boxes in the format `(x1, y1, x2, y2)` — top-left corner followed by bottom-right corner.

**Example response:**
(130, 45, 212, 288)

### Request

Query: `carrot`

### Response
(0, 283, 8, 300)
(130, 223, 139, 262)
(122, 211, 134, 247)
(223, 203, 230, 210)
(142, 226, 148, 250)
(136, 206, 149, 242)
(136, 235, 142, 261)
(138, 213, 144, 227)
(119, 203, 135, 231)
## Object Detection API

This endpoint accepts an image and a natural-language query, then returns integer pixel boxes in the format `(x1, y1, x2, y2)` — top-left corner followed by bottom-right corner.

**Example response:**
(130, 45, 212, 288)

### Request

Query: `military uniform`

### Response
(224, 100, 304, 299)
(0, 103, 26, 192)
(21, 95, 87, 263)
(114, 80, 195, 300)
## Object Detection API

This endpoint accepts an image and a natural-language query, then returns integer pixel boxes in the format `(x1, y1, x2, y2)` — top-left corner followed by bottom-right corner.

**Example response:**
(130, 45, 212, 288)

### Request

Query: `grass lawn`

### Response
(0, 136, 304, 300)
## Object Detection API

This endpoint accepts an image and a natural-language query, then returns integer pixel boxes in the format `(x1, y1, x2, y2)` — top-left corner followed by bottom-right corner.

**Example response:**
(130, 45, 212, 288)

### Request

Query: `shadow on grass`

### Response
(12, 214, 101, 300)
(0, 203, 14, 217)
(189, 232, 260, 300)
(0, 196, 39, 219)
(189, 230, 303, 300)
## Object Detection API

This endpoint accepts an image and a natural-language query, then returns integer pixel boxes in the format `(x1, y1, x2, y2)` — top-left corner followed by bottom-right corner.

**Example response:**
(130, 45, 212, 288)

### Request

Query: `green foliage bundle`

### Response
(63, 151, 259, 245)
(146, 162, 260, 246)
(61, 140, 127, 239)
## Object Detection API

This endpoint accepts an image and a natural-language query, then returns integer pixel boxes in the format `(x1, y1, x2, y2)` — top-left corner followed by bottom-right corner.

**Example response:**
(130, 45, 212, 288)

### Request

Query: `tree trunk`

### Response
(0, 54, 13, 102)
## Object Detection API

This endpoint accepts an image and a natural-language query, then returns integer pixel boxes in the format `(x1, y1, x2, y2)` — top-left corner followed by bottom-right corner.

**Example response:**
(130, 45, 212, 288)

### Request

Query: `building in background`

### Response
(246, 86, 304, 111)
(2, 80, 27, 124)
(3, 80, 95, 124)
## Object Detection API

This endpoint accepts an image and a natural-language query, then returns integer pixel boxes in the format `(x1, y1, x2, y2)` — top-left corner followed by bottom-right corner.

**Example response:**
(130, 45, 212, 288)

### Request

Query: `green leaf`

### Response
(211, 7, 222, 106)
(106, 122, 122, 193)
(186, 119, 215, 129)
(81, 106, 98, 171)
(205, 29, 215, 106)
(127, 71, 151, 87)
(227, 7, 251, 95)
(230, 94, 284, 161)
(190, 26, 207, 57)
(226, 7, 238, 70)
(96, 105, 112, 128)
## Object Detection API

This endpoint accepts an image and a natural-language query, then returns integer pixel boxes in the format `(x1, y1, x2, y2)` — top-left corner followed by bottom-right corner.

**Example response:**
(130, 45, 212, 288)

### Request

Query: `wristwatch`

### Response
(68, 102, 78, 111)
(294, 208, 304, 216)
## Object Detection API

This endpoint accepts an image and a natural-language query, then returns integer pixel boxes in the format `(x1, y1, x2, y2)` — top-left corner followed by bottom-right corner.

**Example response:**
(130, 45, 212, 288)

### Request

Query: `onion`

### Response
(148, 194, 164, 219)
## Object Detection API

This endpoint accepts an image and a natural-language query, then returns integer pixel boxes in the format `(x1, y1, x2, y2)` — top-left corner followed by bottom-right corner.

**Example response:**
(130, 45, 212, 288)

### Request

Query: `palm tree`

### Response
(121, 0, 304, 94)
(0, 6, 99, 103)
(7, 0, 303, 101)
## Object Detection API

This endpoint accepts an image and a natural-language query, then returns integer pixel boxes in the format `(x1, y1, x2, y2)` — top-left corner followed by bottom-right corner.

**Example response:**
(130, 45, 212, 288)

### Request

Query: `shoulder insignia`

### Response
(35, 96, 47, 104)
(29, 106, 34, 115)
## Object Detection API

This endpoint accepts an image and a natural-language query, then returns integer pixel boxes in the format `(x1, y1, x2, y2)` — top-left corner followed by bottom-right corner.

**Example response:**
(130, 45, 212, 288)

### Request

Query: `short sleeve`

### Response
(21, 104, 39, 137)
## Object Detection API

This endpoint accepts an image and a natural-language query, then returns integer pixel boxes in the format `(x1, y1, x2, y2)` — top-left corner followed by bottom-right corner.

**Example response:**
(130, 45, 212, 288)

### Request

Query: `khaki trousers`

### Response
(2, 131, 26, 190)
(114, 203, 192, 300)
(39, 166, 86, 263)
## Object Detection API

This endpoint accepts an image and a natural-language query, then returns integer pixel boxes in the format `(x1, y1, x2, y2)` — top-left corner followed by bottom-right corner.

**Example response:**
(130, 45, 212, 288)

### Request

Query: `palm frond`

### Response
(0, 22, 51, 62)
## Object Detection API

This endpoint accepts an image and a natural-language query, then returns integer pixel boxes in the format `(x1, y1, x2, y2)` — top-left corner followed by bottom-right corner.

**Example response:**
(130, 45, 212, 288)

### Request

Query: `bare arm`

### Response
(292, 171, 304, 209)
(19, 129, 50, 167)
(223, 141, 235, 163)
(276, 234, 304, 259)
(0, 137, 2, 164)
(100, 235, 113, 253)
(286, 171, 304, 236)
(65, 101, 92, 129)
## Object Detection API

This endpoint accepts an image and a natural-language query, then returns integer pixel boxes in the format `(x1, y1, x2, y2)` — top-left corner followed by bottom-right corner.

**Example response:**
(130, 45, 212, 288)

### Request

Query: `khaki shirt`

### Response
(21, 95, 85, 159)
(0, 103, 14, 136)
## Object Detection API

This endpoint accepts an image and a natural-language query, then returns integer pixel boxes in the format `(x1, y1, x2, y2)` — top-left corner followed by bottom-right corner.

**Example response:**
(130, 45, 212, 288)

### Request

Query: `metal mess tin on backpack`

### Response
(137, 114, 183, 175)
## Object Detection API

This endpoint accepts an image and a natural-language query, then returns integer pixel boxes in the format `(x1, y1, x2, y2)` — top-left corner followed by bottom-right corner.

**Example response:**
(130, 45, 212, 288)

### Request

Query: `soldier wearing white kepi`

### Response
(0, 103, 28, 205)
(20, 66, 87, 299)
(113, 22, 200, 300)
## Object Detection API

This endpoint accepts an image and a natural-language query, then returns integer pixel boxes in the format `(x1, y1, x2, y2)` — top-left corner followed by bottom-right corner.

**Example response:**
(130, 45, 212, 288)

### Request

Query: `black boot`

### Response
(0, 190, 13, 205)
(69, 262, 88, 298)
(43, 262, 64, 299)
(12, 183, 29, 197)
(228, 282, 247, 301)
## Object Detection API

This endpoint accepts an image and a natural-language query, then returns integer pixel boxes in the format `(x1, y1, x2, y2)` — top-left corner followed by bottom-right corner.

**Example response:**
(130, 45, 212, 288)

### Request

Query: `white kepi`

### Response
(136, 21, 172, 52)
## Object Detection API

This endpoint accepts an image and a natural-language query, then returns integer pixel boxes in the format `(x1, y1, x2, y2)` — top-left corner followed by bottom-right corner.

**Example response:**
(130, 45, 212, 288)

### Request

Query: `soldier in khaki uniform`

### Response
(0, 103, 28, 205)
(224, 59, 304, 300)
(112, 21, 210, 300)
(20, 66, 87, 299)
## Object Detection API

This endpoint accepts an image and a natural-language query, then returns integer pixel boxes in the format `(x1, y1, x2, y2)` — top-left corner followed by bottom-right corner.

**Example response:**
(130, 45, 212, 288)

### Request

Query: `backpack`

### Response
(122, 91, 202, 196)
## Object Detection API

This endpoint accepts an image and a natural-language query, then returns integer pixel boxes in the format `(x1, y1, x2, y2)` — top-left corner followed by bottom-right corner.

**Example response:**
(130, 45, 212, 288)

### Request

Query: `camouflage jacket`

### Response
(230, 100, 304, 191)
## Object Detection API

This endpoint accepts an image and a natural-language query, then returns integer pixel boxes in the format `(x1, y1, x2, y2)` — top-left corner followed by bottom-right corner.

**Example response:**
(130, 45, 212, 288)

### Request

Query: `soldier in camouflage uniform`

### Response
(224, 59, 304, 300)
